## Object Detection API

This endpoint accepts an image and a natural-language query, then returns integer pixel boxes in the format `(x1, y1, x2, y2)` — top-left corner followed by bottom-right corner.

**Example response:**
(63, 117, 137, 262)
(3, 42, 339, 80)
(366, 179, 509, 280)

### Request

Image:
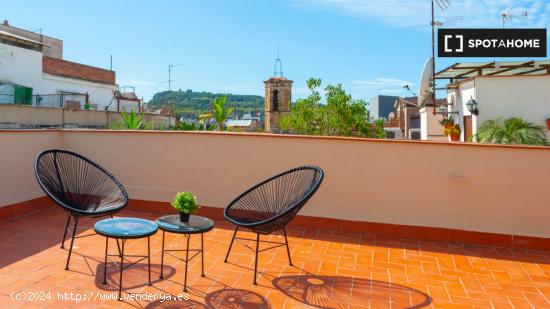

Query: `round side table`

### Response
(156, 215, 214, 292)
(94, 217, 158, 300)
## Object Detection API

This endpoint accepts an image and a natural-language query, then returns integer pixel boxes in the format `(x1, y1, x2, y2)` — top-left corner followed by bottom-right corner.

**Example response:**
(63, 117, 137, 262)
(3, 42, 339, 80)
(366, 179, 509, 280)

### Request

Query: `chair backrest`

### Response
(225, 166, 324, 227)
(35, 149, 128, 213)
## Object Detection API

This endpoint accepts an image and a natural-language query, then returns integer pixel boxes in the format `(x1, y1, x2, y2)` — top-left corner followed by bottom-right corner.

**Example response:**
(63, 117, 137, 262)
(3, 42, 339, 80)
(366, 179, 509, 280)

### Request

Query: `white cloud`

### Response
(292, 0, 550, 29)
(127, 80, 157, 86)
(353, 78, 413, 87)
(352, 77, 413, 96)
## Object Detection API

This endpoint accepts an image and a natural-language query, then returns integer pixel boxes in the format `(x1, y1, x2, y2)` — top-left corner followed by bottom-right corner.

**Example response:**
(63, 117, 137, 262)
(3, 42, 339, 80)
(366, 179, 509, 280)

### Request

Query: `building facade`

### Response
(369, 95, 399, 119)
(0, 21, 137, 111)
(436, 61, 550, 142)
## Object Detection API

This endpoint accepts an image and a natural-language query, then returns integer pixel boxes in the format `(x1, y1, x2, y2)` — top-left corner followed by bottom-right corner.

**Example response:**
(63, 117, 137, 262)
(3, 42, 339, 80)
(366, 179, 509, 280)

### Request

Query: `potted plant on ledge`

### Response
(171, 192, 199, 223)
(444, 124, 461, 142)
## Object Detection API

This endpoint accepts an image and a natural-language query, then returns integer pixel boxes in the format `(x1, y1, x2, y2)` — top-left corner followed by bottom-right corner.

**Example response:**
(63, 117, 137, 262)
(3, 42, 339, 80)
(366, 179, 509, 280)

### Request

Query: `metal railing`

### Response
(0, 93, 89, 109)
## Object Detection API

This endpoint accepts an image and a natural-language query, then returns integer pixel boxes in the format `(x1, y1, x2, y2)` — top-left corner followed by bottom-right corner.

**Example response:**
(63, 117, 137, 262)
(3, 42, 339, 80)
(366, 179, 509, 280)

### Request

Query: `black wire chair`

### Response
(223, 166, 324, 284)
(35, 149, 128, 270)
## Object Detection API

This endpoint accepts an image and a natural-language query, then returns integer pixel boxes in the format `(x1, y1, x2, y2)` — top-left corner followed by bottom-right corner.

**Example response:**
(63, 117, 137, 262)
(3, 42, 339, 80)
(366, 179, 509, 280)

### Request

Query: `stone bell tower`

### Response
(264, 51, 293, 133)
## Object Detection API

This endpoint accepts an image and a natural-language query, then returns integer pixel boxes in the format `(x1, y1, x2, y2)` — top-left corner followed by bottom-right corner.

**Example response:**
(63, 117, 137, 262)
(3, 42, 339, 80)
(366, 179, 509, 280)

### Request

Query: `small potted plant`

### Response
(445, 124, 461, 142)
(171, 192, 199, 223)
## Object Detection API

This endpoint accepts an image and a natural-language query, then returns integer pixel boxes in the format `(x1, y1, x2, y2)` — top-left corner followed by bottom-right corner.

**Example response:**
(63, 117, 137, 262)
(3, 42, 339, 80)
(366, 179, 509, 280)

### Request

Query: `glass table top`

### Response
(94, 217, 158, 239)
(156, 215, 215, 234)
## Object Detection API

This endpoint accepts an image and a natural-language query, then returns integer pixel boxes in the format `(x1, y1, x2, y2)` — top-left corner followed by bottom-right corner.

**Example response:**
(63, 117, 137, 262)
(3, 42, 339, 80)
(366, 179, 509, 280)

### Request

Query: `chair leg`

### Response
(60, 214, 71, 249)
(65, 216, 79, 270)
(254, 233, 260, 285)
(224, 226, 239, 263)
(283, 227, 293, 266)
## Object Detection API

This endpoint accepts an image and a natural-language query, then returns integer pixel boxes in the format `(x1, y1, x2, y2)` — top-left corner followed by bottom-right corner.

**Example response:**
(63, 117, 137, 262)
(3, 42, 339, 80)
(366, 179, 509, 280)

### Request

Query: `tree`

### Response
(280, 78, 373, 138)
(474, 117, 548, 145)
(199, 95, 233, 131)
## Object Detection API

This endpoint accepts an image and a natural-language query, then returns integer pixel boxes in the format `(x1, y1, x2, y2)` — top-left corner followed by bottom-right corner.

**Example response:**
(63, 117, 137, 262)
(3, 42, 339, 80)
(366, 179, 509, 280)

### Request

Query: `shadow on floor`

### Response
(145, 298, 208, 308)
(272, 274, 432, 309)
(144, 288, 270, 309)
(205, 288, 270, 309)
(210, 219, 550, 265)
(95, 263, 176, 291)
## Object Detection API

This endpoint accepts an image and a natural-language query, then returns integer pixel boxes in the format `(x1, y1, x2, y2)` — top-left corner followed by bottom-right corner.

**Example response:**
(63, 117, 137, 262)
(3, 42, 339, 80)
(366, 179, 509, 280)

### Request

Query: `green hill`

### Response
(147, 89, 264, 119)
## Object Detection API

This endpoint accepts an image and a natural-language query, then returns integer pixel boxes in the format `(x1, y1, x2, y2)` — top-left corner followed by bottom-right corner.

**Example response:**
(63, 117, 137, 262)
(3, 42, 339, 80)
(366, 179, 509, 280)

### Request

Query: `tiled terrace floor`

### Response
(1, 207, 550, 309)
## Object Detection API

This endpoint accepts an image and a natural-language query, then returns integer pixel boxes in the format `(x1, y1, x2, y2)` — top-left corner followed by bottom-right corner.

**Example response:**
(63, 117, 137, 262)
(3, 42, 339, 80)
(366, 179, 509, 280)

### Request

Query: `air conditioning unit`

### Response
(409, 129, 421, 140)
(384, 128, 403, 139)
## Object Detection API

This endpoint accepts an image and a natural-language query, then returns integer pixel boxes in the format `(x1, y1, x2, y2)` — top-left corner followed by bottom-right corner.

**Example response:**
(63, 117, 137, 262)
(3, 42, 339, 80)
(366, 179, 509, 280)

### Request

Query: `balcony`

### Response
(1, 129, 549, 308)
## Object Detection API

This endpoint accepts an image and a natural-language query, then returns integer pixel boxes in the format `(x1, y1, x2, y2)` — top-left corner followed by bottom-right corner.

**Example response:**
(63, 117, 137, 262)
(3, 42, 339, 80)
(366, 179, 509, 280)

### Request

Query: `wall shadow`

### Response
(0, 206, 114, 269)
(272, 274, 432, 309)
(209, 221, 550, 265)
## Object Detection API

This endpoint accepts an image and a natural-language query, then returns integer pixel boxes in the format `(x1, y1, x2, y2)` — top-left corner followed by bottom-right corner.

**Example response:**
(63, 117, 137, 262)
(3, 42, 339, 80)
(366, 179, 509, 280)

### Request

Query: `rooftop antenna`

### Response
(167, 63, 184, 91)
(501, 9, 528, 28)
(430, 0, 452, 114)
(273, 46, 283, 77)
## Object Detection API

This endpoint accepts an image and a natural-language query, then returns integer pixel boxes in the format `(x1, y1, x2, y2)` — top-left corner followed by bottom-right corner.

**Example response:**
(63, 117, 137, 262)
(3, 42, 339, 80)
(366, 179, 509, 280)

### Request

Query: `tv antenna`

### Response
(273, 46, 283, 77)
(433, 16, 463, 27)
(166, 63, 184, 91)
(430, 0, 452, 114)
(501, 10, 528, 28)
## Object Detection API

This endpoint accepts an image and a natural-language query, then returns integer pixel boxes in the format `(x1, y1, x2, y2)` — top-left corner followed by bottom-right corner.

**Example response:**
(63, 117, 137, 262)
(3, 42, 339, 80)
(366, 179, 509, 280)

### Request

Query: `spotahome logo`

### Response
(438, 29, 547, 57)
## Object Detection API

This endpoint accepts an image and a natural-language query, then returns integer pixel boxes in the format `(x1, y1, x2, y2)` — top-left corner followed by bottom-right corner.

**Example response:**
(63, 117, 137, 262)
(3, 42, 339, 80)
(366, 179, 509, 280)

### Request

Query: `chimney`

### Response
(2, 20, 8, 26)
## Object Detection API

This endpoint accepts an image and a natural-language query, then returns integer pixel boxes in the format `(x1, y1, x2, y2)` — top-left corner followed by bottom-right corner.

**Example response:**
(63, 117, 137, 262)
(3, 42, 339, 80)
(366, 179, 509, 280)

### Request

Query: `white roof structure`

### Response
(0, 30, 51, 47)
(226, 119, 253, 127)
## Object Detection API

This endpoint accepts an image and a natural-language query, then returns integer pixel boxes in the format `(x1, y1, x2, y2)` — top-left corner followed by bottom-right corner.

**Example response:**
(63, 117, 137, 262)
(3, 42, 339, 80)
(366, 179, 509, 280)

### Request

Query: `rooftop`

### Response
(1, 207, 549, 308)
(42, 56, 115, 85)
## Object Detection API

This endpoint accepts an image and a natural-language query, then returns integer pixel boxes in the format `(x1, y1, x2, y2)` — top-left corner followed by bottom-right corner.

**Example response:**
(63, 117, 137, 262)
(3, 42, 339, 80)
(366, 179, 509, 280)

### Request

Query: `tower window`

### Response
(272, 90, 279, 111)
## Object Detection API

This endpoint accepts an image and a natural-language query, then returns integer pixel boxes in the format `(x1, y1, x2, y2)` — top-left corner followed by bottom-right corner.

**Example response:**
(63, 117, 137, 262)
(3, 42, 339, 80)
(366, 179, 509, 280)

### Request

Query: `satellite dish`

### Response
(418, 57, 434, 108)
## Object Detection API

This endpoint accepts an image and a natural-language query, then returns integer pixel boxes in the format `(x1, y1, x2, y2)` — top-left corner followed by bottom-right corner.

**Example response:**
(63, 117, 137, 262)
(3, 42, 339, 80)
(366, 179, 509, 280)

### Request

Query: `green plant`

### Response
(374, 119, 386, 139)
(171, 192, 199, 214)
(439, 117, 454, 127)
(280, 78, 372, 138)
(172, 122, 199, 131)
(474, 117, 548, 145)
(198, 95, 233, 131)
(110, 109, 152, 130)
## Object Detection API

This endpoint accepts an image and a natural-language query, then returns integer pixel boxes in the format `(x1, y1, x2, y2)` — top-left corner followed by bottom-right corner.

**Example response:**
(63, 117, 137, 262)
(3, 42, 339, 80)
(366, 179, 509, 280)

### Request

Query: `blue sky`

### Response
(3, 0, 549, 101)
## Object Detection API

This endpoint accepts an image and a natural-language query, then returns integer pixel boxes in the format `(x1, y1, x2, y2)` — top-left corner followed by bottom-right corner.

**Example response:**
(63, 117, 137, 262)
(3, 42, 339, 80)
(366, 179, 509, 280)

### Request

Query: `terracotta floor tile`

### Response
(0, 207, 549, 308)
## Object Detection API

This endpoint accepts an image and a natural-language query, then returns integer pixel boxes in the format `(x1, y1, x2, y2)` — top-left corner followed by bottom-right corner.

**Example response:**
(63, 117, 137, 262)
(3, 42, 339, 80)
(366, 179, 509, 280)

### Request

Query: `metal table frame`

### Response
(102, 236, 152, 300)
(159, 230, 205, 292)
(156, 215, 214, 293)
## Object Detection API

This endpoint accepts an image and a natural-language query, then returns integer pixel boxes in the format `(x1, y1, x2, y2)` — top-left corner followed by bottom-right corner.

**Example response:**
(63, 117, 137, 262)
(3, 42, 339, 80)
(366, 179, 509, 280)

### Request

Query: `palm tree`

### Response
(474, 117, 548, 146)
(199, 95, 233, 131)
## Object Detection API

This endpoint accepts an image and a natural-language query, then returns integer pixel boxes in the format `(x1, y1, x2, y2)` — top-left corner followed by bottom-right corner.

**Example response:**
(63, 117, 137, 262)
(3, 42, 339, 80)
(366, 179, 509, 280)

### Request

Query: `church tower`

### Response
(264, 50, 293, 133)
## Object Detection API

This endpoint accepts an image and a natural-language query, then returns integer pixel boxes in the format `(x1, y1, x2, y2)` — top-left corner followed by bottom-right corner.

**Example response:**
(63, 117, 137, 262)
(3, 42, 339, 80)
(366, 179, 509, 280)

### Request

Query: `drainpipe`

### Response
(61, 93, 65, 128)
